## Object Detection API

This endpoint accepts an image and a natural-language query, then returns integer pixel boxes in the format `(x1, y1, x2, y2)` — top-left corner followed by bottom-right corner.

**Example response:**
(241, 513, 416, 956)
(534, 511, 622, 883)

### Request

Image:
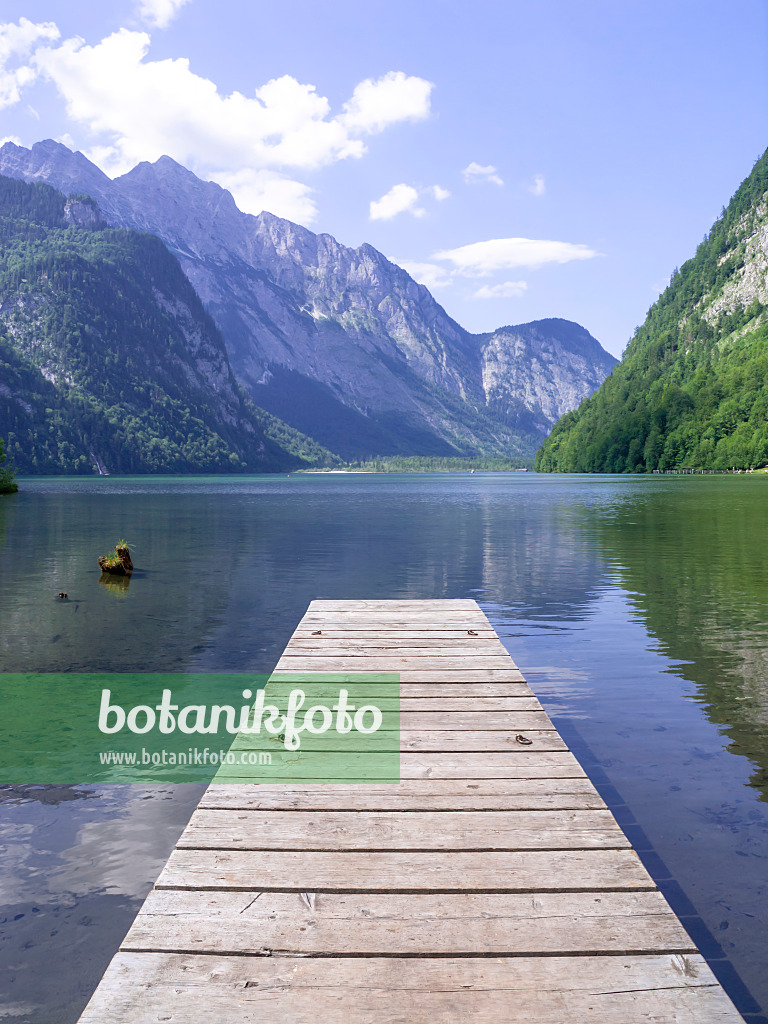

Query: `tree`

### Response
(0, 437, 19, 493)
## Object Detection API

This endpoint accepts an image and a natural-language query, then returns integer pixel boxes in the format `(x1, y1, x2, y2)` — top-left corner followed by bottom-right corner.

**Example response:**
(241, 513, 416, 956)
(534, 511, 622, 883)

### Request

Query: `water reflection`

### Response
(593, 478, 768, 800)
(2, 474, 768, 1020)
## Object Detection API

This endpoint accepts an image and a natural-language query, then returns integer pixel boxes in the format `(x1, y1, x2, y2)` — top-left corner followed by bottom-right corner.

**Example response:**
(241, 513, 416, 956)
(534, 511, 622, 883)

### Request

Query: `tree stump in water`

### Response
(98, 545, 134, 575)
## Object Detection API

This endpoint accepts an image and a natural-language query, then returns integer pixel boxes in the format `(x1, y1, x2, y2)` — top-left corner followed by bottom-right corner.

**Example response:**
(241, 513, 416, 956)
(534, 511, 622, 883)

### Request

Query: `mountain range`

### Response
(0, 140, 616, 461)
(536, 148, 768, 472)
(0, 175, 333, 474)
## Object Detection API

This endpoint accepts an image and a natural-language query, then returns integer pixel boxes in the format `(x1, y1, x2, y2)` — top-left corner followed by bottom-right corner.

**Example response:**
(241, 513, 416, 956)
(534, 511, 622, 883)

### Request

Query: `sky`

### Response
(1, 0, 766, 357)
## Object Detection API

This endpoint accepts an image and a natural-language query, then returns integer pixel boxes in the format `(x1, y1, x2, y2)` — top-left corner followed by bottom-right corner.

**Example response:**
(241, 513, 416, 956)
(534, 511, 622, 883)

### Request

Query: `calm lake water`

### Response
(1, 473, 767, 1022)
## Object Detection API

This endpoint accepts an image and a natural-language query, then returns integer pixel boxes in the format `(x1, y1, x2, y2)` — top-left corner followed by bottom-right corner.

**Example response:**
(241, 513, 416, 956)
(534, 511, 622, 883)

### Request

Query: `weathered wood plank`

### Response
(286, 639, 509, 651)
(179, 809, 629, 851)
(76, 953, 745, 1024)
(229, 729, 566, 752)
(398, 696, 543, 709)
(213, 749, 589, 781)
(276, 657, 518, 670)
(123, 890, 695, 956)
(397, 670, 525, 681)
(252, 694, 544, 710)
(199, 778, 607, 811)
(397, 711, 554, 729)
(157, 848, 652, 891)
(308, 600, 481, 609)
(398, 682, 532, 697)
(271, 669, 528, 683)
(290, 626, 499, 634)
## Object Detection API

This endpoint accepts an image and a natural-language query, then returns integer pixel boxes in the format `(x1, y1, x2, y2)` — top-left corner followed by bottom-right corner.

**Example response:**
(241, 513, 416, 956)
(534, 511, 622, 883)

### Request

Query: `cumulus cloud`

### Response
(472, 280, 528, 299)
(17, 28, 432, 223)
(216, 167, 318, 223)
(433, 237, 599, 275)
(340, 71, 432, 134)
(369, 181, 449, 221)
(0, 18, 59, 109)
(137, 0, 191, 29)
(33, 30, 374, 174)
(397, 261, 452, 290)
(529, 173, 545, 196)
(462, 161, 503, 186)
(370, 183, 424, 221)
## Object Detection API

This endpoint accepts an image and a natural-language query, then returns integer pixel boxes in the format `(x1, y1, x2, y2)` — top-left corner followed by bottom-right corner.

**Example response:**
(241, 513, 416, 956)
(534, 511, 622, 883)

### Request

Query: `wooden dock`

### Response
(78, 599, 744, 1022)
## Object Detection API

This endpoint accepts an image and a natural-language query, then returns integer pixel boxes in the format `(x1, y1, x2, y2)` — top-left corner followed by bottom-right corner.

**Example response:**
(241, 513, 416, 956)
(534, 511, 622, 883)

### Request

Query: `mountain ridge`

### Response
(0, 140, 617, 459)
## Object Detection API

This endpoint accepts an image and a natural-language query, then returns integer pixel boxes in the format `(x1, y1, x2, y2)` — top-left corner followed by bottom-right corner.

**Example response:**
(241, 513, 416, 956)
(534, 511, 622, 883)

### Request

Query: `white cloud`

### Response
(215, 167, 318, 223)
(529, 173, 545, 196)
(473, 280, 528, 299)
(398, 261, 452, 290)
(137, 0, 191, 29)
(26, 29, 433, 225)
(0, 18, 59, 109)
(369, 182, 450, 221)
(0, 134, 22, 147)
(433, 237, 599, 275)
(462, 161, 504, 186)
(370, 183, 424, 221)
(340, 71, 432, 134)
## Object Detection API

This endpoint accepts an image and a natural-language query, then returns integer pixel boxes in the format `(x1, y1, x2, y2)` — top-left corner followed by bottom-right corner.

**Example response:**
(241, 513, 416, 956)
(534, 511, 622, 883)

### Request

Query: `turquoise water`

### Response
(1, 473, 767, 1021)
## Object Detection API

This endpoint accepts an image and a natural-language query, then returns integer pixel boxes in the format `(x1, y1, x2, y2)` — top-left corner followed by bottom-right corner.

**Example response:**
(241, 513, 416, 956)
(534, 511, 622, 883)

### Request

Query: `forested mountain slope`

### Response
(536, 148, 768, 472)
(0, 176, 334, 474)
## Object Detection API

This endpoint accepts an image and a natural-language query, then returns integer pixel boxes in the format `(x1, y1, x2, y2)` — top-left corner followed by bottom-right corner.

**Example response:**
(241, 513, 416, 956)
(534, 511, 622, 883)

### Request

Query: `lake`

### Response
(1, 473, 767, 1022)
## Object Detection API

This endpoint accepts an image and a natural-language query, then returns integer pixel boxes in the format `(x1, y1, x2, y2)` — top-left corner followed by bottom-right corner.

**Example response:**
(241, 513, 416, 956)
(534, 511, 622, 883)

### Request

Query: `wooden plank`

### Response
(199, 778, 608, 811)
(397, 711, 554, 729)
(290, 626, 499, 634)
(272, 670, 528, 684)
(398, 682, 532, 697)
(307, 600, 481, 609)
(276, 657, 517, 670)
(157, 848, 653, 891)
(123, 890, 695, 956)
(249, 692, 544, 708)
(398, 730, 566, 751)
(397, 696, 544, 709)
(229, 730, 566, 753)
(398, 670, 525, 681)
(179, 809, 629, 851)
(213, 750, 588, 781)
(76, 953, 746, 1024)
(286, 639, 509, 650)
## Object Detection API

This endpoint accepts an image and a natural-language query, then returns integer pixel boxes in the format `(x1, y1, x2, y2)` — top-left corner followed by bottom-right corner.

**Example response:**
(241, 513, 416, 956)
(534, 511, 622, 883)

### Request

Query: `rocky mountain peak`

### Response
(0, 140, 619, 459)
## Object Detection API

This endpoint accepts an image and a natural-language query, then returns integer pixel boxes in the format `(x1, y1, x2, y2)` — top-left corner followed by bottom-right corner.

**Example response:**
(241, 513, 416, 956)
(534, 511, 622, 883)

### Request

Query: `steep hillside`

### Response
(536, 149, 768, 472)
(0, 176, 334, 474)
(0, 141, 616, 459)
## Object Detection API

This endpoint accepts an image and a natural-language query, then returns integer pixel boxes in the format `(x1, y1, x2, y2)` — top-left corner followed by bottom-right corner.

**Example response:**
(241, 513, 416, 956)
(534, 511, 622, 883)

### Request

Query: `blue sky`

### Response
(1, 0, 766, 356)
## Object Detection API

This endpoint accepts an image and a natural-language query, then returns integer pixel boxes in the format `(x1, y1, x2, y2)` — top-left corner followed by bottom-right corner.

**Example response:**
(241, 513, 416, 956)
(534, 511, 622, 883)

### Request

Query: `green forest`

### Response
(0, 176, 335, 475)
(344, 455, 534, 472)
(536, 148, 768, 473)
